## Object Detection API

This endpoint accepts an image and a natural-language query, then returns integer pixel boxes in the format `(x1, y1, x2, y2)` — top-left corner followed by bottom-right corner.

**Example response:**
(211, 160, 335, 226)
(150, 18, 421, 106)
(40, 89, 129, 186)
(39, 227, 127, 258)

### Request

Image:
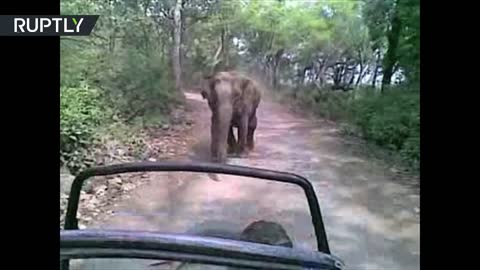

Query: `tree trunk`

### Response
(271, 49, 284, 90)
(172, 0, 183, 92)
(357, 64, 369, 86)
(355, 50, 364, 86)
(180, 13, 186, 75)
(299, 65, 310, 86)
(348, 67, 356, 87)
(272, 65, 278, 90)
(381, 0, 402, 92)
(332, 64, 344, 89)
(215, 24, 230, 71)
(317, 59, 328, 88)
(372, 51, 381, 88)
(221, 18, 230, 68)
(356, 63, 364, 86)
(211, 36, 223, 73)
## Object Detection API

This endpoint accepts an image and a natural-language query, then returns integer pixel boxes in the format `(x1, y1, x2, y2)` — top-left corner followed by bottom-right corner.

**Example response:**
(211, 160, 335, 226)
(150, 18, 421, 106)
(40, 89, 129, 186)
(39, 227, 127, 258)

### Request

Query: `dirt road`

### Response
(74, 92, 420, 270)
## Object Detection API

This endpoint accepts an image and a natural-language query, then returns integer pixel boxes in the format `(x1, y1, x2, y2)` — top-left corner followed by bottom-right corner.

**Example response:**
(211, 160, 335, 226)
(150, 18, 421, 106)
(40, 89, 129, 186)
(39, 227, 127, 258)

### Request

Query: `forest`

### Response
(60, 0, 420, 174)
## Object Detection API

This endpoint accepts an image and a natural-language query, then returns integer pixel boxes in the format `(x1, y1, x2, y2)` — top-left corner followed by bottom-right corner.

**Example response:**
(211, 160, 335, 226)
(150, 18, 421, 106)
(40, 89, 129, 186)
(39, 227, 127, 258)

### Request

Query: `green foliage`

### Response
(284, 85, 419, 170)
(292, 87, 353, 121)
(60, 0, 179, 172)
(363, 0, 420, 83)
(97, 48, 178, 122)
(397, 0, 420, 82)
(60, 85, 105, 173)
(351, 88, 419, 168)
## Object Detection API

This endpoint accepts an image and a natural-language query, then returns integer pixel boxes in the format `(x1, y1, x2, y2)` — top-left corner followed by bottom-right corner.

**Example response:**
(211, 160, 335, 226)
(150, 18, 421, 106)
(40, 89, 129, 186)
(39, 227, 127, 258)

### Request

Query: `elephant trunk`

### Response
(211, 104, 232, 163)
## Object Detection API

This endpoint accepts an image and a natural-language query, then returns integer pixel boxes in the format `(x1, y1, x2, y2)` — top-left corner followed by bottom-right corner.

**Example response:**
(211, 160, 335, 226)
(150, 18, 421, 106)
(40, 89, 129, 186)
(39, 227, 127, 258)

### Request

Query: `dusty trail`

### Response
(75, 91, 419, 270)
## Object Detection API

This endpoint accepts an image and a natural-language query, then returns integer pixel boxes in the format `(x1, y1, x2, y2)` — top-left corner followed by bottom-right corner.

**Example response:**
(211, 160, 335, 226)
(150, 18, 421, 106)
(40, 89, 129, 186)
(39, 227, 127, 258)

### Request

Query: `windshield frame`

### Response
(61, 229, 344, 270)
(64, 161, 330, 253)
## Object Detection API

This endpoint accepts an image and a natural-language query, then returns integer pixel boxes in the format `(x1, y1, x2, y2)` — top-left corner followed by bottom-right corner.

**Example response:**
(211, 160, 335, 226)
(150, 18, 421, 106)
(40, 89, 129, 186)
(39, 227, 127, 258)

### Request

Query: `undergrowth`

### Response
(276, 85, 420, 171)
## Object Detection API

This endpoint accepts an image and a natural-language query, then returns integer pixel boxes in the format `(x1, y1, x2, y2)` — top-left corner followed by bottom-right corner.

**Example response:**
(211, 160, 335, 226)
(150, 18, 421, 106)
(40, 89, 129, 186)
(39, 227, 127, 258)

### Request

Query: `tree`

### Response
(172, 0, 183, 92)
(381, 0, 402, 91)
(363, 0, 419, 89)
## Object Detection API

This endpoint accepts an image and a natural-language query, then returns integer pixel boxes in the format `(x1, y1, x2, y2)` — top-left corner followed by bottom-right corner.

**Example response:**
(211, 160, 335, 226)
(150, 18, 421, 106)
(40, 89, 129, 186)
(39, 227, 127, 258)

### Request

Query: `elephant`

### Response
(201, 71, 262, 163)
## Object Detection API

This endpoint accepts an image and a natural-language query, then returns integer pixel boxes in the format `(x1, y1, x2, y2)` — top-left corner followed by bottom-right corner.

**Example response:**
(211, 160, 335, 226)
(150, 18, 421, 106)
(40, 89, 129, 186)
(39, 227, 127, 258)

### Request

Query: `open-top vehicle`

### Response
(60, 161, 345, 270)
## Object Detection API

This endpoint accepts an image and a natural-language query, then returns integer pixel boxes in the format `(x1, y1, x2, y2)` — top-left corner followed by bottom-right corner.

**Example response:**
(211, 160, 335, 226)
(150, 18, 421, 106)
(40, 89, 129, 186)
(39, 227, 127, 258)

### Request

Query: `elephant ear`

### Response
(200, 74, 215, 100)
(240, 77, 250, 90)
(201, 89, 208, 100)
(232, 75, 251, 93)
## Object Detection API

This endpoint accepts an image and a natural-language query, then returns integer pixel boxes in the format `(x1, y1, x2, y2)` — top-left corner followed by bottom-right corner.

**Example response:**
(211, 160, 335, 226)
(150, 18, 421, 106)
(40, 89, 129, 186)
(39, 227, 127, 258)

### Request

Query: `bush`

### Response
(284, 84, 419, 170)
(96, 48, 180, 123)
(290, 86, 354, 121)
(60, 84, 105, 173)
(401, 133, 420, 169)
(351, 88, 419, 168)
(59, 2, 182, 175)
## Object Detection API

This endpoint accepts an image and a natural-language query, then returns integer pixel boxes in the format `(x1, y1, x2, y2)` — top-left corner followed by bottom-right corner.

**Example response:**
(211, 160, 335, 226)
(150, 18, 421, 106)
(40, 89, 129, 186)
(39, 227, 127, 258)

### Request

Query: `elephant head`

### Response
(201, 72, 236, 163)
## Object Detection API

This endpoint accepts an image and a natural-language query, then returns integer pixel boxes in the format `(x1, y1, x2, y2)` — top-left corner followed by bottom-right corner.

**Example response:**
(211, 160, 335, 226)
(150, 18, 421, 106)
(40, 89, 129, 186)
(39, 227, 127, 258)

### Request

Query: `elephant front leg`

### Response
(237, 115, 249, 157)
(210, 116, 220, 162)
(247, 114, 257, 151)
(227, 126, 237, 154)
